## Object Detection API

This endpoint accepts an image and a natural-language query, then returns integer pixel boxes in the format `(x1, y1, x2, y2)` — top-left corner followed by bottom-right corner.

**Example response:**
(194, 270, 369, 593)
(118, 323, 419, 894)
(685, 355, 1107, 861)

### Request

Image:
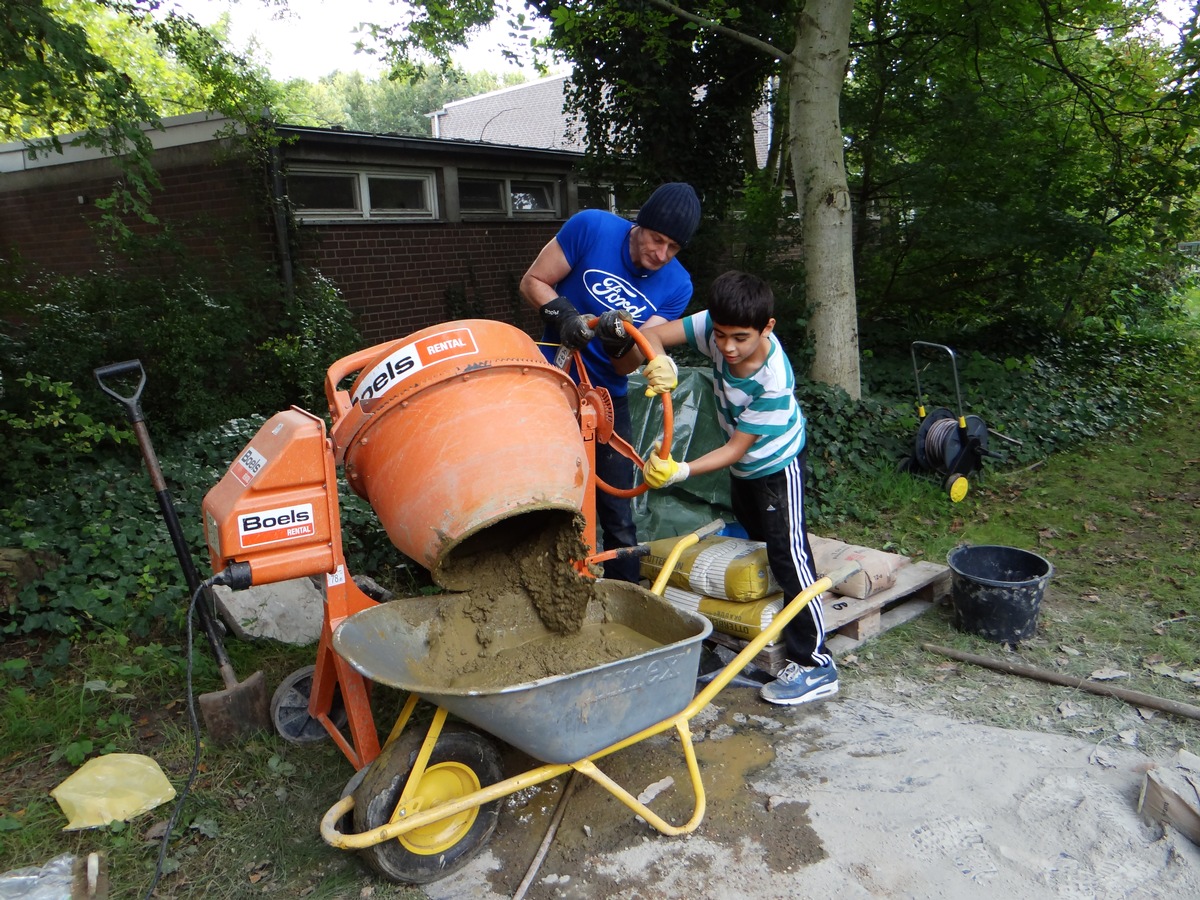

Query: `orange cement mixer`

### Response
(201, 318, 671, 769)
(325, 319, 590, 589)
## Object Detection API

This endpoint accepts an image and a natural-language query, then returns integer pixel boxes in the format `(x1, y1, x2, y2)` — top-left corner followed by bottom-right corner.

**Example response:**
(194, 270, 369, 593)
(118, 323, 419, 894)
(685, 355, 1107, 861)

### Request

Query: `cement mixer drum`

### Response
(326, 319, 588, 589)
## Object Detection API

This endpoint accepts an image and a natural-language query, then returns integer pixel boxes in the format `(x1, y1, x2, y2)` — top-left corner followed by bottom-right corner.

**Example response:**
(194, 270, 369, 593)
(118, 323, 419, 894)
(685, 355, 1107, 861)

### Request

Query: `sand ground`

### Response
(419, 679, 1200, 900)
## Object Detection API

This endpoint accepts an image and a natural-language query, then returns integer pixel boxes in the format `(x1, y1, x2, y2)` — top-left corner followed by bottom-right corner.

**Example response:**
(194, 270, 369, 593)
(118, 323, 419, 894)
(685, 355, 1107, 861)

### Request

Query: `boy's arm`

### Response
(636, 317, 687, 392)
(685, 430, 756, 478)
(609, 313, 671, 375)
(634, 318, 687, 361)
(644, 430, 755, 489)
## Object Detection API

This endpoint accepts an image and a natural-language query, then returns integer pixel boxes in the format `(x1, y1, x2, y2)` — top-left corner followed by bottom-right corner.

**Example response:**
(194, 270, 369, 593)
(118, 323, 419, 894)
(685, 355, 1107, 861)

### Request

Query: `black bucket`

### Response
(946, 545, 1053, 644)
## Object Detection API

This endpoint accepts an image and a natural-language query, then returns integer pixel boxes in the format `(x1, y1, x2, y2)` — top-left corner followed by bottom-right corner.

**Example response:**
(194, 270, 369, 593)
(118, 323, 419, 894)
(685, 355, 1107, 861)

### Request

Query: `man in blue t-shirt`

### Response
(519, 182, 701, 581)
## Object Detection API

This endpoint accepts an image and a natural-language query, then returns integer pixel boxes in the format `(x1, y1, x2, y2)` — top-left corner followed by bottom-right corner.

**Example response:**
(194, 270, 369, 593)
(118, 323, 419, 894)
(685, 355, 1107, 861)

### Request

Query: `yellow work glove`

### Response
(643, 444, 691, 489)
(642, 355, 679, 395)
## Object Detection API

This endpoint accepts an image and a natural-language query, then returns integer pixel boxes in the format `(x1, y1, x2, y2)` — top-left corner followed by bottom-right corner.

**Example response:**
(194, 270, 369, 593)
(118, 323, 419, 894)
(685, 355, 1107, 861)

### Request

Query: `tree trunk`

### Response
(789, 0, 860, 399)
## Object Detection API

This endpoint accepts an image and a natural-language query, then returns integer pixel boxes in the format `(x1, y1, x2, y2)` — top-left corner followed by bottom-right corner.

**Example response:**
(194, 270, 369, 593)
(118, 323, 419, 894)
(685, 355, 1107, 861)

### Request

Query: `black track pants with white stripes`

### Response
(729, 449, 832, 668)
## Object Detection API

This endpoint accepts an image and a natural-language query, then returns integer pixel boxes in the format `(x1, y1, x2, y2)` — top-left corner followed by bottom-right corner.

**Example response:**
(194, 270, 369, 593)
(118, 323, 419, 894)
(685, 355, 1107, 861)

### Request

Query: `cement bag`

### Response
(809, 535, 908, 599)
(662, 586, 783, 645)
(642, 535, 777, 601)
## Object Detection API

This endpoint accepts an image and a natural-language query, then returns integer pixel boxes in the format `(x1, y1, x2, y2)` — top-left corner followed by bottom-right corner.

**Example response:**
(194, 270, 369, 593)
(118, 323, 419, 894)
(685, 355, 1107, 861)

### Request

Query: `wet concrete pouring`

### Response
(411, 515, 657, 690)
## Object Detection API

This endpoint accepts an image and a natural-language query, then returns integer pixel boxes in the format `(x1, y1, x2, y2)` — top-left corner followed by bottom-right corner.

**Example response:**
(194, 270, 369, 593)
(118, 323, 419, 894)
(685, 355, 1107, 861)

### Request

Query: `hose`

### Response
(923, 417, 960, 471)
(142, 564, 251, 899)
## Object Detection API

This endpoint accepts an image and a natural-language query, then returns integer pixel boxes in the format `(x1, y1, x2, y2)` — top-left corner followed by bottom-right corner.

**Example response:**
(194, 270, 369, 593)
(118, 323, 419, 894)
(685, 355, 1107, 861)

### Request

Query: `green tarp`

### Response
(627, 368, 736, 541)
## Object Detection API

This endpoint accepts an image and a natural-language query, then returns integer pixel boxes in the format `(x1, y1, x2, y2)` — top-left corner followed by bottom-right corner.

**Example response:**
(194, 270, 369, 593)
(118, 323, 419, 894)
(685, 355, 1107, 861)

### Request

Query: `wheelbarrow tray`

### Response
(332, 579, 713, 764)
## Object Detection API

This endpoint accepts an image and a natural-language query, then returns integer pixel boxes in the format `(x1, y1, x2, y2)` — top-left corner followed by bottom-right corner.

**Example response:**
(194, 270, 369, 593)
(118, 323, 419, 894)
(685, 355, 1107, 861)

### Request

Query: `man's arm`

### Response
(519, 238, 572, 311)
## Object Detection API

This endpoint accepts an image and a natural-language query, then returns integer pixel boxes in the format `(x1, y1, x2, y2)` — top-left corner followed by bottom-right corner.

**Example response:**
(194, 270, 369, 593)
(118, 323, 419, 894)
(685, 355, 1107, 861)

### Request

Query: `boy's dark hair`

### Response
(708, 270, 774, 331)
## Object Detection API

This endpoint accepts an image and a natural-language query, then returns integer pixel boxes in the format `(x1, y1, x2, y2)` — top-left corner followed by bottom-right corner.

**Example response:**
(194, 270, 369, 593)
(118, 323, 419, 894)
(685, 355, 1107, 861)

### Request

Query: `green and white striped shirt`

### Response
(683, 311, 806, 479)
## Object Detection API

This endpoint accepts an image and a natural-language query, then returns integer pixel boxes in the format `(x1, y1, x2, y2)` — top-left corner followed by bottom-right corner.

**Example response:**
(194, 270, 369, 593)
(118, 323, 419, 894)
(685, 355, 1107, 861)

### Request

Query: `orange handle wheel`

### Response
(590, 320, 673, 500)
(324, 340, 404, 424)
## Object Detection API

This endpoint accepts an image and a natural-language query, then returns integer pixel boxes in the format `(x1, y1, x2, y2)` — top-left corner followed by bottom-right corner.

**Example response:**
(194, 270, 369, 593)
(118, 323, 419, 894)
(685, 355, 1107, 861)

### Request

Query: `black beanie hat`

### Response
(635, 183, 701, 246)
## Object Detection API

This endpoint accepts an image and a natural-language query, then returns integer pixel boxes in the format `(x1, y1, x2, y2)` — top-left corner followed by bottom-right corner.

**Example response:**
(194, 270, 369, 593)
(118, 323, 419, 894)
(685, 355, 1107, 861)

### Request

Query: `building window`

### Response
(578, 183, 616, 213)
(460, 175, 561, 218)
(459, 178, 505, 213)
(287, 169, 437, 220)
(289, 172, 358, 210)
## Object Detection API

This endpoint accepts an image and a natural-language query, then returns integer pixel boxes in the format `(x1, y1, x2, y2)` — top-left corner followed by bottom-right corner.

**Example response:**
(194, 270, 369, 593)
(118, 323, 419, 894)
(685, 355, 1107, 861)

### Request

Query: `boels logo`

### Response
(351, 327, 479, 408)
(231, 445, 267, 487)
(238, 503, 316, 548)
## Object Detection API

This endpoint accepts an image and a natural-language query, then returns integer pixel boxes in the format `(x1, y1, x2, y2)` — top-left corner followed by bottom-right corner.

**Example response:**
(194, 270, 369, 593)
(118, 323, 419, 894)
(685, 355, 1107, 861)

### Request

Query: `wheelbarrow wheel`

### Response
(353, 724, 504, 885)
(271, 665, 348, 744)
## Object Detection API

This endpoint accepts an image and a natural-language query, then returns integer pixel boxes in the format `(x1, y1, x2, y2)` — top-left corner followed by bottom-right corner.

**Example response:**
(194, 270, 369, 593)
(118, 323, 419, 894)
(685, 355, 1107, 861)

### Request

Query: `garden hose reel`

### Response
(899, 341, 1009, 501)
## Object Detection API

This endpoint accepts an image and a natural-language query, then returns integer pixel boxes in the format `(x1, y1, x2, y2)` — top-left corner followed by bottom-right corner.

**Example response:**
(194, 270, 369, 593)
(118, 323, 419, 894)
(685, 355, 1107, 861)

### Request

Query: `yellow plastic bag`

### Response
(50, 753, 176, 831)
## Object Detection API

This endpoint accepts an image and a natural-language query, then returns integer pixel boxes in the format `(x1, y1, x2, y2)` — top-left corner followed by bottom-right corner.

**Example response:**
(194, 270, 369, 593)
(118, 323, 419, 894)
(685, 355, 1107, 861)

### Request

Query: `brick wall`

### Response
(297, 221, 557, 345)
(0, 147, 276, 283)
(2, 146, 559, 344)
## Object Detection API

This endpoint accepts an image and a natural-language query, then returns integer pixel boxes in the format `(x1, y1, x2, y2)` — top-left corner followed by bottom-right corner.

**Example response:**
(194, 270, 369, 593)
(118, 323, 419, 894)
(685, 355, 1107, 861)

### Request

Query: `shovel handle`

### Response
(94, 360, 147, 424)
(94, 359, 239, 687)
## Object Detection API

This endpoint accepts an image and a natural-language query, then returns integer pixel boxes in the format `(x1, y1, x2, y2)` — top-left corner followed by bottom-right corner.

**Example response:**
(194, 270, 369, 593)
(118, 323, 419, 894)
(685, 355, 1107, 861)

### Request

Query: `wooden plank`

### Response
(702, 560, 951, 674)
(828, 599, 935, 655)
(1139, 750, 1200, 845)
(822, 560, 949, 632)
(839, 609, 881, 642)
(706, 631, 786, 675)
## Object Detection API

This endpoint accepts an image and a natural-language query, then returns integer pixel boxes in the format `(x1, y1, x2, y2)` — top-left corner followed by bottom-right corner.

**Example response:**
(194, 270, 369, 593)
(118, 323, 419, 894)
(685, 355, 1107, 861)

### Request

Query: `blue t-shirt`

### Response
(683, 310, 806, 479)
(542, 209, 693, 396)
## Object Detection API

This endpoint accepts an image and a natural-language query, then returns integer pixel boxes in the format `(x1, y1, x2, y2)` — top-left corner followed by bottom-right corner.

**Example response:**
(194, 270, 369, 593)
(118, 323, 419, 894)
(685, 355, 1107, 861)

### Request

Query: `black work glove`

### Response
(540, 296, 593, 351)
(596, 310, 635, 359)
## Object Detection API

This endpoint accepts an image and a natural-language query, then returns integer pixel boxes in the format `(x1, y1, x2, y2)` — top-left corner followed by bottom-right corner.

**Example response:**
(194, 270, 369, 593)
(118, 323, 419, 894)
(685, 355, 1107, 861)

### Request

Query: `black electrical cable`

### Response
(141, 570, 234, 900)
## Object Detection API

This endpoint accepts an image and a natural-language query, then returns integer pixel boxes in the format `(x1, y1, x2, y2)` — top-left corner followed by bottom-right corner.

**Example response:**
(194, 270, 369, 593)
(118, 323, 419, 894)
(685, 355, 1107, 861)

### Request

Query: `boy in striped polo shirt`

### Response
(622, 270, 836, 705)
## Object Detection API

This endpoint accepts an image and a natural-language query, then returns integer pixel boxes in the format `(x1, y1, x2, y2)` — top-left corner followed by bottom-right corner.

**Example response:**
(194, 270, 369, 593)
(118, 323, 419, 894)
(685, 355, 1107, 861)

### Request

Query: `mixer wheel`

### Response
(271, 665, 348, 744)
(353, 724, 504, 884)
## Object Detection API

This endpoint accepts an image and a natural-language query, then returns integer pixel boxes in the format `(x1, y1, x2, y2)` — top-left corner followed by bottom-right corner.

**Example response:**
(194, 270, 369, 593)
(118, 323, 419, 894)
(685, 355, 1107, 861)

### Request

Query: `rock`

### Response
(212, 577, 323, 645)
(0, 547, 61, 610)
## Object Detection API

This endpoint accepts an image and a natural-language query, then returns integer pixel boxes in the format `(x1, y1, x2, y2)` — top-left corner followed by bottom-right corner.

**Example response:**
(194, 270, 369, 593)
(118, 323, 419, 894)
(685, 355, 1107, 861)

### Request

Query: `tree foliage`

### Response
(528, 0, 778, 212)
(2, 0, 275, 230)
(273, 67, 524, 134)
(845, 0, 1200, 330)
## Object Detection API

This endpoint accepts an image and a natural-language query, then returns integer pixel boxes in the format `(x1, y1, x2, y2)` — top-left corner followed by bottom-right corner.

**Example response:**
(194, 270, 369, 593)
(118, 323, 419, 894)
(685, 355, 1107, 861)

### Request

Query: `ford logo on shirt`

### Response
(583, 269, 651, 321)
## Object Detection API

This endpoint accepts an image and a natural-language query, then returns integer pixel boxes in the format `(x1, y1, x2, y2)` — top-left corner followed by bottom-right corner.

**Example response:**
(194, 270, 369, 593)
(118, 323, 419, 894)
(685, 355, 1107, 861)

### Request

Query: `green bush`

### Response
(0, 258, 361, 444)
(801, 318, 1199, 526)
(3, 272, 1195, 642)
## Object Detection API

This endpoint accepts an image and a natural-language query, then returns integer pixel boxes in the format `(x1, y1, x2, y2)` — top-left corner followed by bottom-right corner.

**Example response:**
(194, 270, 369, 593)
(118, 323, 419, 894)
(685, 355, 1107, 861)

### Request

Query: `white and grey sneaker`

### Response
(760, 661, 839, 706)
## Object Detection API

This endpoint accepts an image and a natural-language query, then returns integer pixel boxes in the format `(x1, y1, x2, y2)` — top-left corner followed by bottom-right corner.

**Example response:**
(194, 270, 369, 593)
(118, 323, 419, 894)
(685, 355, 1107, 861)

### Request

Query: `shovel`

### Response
(94, 360, 271, 743)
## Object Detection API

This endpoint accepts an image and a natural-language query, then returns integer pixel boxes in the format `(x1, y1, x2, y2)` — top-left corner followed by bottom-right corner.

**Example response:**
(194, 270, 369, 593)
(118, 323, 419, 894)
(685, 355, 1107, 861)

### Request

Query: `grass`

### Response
(2, 314, 1199, 896)
(831, 376, 1200, 759)
(0, 635, 426, 899)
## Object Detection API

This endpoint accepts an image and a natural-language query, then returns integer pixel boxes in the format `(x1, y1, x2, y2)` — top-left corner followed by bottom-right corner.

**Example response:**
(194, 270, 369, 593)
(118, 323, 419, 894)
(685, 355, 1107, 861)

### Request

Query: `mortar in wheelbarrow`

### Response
(332, 580, 713, 764)
(325, 319, 588, 589)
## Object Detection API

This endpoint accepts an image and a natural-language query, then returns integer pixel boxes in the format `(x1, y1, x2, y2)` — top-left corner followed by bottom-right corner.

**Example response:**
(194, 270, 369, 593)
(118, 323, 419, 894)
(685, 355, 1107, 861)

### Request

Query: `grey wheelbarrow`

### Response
(317, 522, 862, 885)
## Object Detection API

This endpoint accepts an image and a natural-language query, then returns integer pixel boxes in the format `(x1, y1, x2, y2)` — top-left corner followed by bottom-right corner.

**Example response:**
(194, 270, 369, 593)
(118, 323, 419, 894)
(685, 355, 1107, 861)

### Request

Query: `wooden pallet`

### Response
(705, 560, 951, 675)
